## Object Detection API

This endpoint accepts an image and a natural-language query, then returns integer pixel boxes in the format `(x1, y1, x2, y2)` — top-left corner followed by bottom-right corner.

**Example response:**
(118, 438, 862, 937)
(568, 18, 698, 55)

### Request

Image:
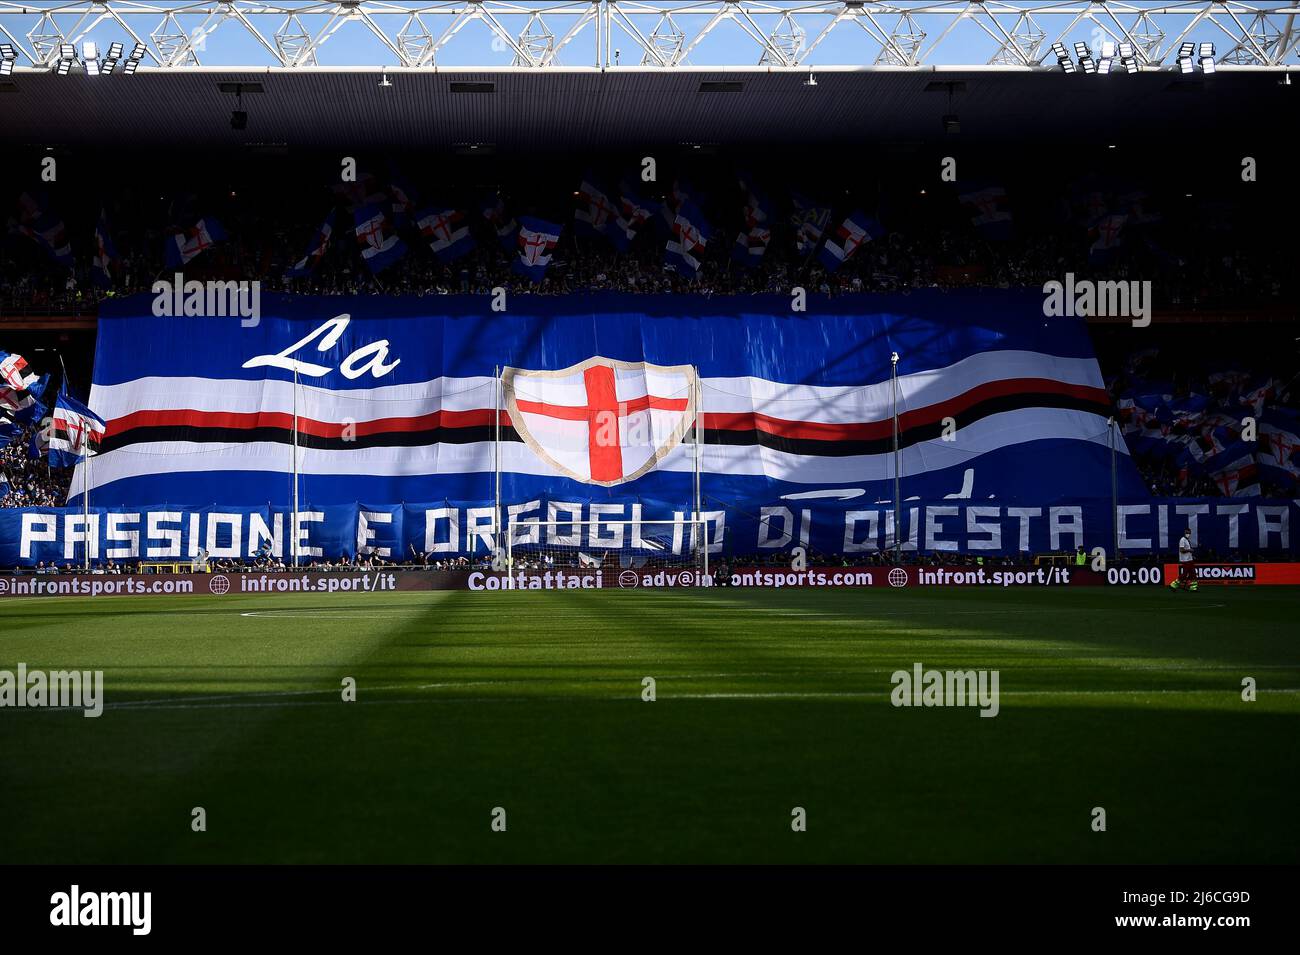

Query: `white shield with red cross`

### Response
(503, 357, 698, 486)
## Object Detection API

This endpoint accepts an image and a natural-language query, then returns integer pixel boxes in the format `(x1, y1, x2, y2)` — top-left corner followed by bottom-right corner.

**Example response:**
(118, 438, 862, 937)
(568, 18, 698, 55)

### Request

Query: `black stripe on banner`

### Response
(100, 425, 525, 453)
(101, 391, 1108, 457)
(705, 391, 1110, 457)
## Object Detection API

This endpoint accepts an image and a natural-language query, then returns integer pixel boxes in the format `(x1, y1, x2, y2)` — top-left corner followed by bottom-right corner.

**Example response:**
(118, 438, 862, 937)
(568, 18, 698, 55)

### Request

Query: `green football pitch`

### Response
(2, 586, 1297, 864)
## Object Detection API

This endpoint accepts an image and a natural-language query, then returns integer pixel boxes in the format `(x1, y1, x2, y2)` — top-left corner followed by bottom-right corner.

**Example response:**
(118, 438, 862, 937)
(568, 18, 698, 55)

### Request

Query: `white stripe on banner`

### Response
(85, 351, 1101, 426)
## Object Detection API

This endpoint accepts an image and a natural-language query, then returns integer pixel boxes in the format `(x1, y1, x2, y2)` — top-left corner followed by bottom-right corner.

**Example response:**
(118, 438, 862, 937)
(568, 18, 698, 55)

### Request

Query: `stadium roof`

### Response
(3, 64, 1295, 150)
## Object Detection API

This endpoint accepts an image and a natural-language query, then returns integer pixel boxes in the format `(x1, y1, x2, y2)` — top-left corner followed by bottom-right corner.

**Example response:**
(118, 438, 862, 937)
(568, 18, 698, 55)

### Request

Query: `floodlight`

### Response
(128, 42, 146, 60)
(1059, 56, 1076, 74)
(1101, 41, 1115, 59)
(1081, 57, 1097, 74)
(86, 57, 99, 76)
(1122, 58, 1139, 74)
(1097, 58, 1112, 75)
(1179, 57, 1194, 74)
(55, 59, 72, 75)
(0, 60, 11, 77)
(0, 43, 16, 59)
(1074, 42, 1089, 59)
(1198, 42, 1214, 58)
(1118, 42, 1134, 59)
(1051, 41, 1068, 59)
(1179, 42, 1195, 58)
(1201, 57, 1216, 74)
(123, 58, 138, 74)
(82, 41, 97, 61)
(59, 43, 75, 60)
(107, 42, 123, 59)
(101, 57, 116, 74)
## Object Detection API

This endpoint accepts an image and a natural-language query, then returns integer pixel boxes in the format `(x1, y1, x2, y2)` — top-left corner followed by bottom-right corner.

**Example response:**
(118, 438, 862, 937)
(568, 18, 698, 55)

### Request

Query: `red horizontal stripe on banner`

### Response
(103, 377, 1105, 445)
(107, 407, 510, 439)
(513, 394, 688, 420)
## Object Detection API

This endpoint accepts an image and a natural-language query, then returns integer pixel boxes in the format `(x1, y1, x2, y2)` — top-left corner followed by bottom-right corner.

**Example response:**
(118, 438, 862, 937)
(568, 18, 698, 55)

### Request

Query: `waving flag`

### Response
(48, 390, 106, 468)
(575, 179, 619, 241)
(512, 217, 563, 282)
(29, 417, 51, 459)
(332, 171, 386, 210)
(1258, 408, 1300, 485)
(819, 211, 882, 272)
(1210, 454, 1261, 497)
(959, 185, 1012, 239)
(665, 201, 711, 277)
(0, 351, 39, 392)
(611, 181, 653, 251)
(93, 212, 119, 288)
(387, 170, 419, 226)
(165, 218, 227, 268)
(481, 195, 518, 251)
(285, 211, 336, 278)
(733, 226, 772, 267)
(1088, 214, 1127, 264)
(353, 204, 407, 274)
(0, 418, 19, 451)
(791, 193, 831, 255)
(418, 206, 476, 263)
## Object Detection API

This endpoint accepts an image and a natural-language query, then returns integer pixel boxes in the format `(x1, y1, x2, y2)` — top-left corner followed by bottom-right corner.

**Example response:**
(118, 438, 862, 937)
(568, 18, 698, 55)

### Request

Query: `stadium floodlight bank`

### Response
(505, 519, 709, 575)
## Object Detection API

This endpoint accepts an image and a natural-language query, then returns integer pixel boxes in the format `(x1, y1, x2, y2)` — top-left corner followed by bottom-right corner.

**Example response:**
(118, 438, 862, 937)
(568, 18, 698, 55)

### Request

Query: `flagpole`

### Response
(83, 448, 91, 571)
(891, 351, 901, 565)
(1109, 417, 1119, 561)
(292, 365, 300, 568)
(494, 365, 502, 554)
(693, 367, 704, 576)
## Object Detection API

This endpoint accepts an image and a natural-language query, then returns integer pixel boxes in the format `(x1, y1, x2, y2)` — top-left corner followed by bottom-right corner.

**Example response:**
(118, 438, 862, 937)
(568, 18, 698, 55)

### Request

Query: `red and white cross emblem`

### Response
(503, 358, 698, 486)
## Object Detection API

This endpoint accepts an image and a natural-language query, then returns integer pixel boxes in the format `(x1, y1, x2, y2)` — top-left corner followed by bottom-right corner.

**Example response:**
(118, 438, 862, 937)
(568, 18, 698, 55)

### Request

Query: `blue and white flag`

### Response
(575, 179, 619, 242)
(1088, 213, 1127, 264)
(665, 201, 711, 277)
(387, 170, 419, 226)
(0, 417, 20, 451)
(481, 195, 519, 251)
(791, 193, 831, 254)
(417, 206, 476, 263)
(48, 390, 106, 468)
(512, 217, 563, 282)
(353, 204, 407, 274)
(611, 181, 653, 252)
(93, 212, 119, 288)
(959, 185, 1013, 239)
(19, 214, 74, 267)
(818, 211, 883, 272)
(285, 211, 336, 278)
(165, 218, 227, 268)
(733, 226, 771, 267)
(0, 350, 40, 393)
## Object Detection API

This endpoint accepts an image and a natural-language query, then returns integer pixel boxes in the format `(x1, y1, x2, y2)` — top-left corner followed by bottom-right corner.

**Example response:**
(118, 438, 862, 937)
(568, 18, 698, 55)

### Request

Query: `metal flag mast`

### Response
(891, 350, 901, 565)
(494, 364, 503, 556)
(1109, 416, 1119, 561)
(292, 364, 300, 568)
(693, 367, 705, 577)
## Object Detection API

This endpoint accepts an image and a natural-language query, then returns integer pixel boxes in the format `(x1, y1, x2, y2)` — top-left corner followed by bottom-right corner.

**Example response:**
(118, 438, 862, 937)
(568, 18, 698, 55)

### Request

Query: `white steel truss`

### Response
(0, 2, 1296, 70)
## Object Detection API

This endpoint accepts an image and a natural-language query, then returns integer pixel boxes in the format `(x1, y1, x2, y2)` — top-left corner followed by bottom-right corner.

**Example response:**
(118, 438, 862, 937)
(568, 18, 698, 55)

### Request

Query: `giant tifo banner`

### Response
(2, 290, 1293, 565)
(0, 499, 1295, 566)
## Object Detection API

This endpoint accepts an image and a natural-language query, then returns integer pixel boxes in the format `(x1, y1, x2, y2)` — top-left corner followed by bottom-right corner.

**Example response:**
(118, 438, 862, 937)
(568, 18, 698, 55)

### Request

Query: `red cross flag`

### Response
(503, 358, 697, 486)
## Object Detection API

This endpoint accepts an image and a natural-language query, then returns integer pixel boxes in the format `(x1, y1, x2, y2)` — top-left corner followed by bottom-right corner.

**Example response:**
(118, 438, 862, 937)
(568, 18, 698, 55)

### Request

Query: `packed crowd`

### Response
(0, 423, 70, 507)
(1, 154, 1294, 316)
